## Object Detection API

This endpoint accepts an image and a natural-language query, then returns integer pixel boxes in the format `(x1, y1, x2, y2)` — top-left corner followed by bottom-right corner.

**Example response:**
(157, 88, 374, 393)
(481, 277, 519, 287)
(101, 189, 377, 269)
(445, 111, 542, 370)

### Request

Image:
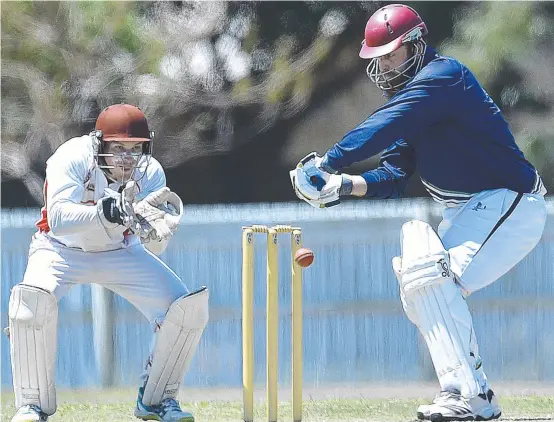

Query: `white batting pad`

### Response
(142, 287, 209, 406)
(395, 220, 481, 398)
(392, 256, 419, 326)
(8, 285, 58, 415)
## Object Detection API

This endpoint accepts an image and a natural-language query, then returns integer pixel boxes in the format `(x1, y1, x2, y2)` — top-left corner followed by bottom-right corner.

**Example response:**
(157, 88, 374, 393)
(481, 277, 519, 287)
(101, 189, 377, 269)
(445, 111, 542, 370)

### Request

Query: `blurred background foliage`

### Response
(2, 1, 553, 206)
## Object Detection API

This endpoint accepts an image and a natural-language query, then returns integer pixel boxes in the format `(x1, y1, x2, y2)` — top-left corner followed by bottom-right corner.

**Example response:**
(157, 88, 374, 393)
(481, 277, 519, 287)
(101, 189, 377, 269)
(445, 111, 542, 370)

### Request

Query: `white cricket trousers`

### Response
(20, 233, 189, 323)
(438, 188, 547, 294)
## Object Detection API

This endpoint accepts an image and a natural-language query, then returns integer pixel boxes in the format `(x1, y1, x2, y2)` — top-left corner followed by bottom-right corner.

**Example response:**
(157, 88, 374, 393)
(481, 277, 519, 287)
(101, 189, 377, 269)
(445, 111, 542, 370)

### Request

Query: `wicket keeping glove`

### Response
(133, 188, 184, 242)
(98, 181, 142, 231)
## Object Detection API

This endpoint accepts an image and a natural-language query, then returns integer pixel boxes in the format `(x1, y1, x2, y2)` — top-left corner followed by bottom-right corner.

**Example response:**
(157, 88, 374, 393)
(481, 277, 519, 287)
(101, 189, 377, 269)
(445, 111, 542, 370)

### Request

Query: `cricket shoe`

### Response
(11, 405, 48, 422)
(135, 386, 194, 422)
(417, 389, 501, 421)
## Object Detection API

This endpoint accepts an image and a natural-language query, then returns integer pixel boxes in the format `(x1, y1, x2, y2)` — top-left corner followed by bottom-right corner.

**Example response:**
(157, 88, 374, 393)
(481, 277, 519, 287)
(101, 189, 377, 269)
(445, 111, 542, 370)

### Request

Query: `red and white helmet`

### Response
(92, 104, 154, 182)
(359, 4, 428, 94)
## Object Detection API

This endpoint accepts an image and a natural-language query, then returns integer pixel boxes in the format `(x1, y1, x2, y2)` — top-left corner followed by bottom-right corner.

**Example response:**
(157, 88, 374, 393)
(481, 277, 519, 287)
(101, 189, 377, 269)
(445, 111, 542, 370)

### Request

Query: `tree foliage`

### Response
(1, 1, 374, 203)
(440, 2, 554, 184)
(2, 1, 553, 205)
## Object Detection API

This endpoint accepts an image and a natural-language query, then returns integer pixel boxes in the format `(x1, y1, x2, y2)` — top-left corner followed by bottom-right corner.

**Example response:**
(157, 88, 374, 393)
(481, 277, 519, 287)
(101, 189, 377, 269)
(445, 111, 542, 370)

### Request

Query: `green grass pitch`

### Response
(1, 389, 552, 421)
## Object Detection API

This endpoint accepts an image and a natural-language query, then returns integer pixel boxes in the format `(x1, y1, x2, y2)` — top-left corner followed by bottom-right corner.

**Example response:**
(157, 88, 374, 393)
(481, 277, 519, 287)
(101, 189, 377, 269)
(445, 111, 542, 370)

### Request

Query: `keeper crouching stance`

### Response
(8, 104, 209, 422)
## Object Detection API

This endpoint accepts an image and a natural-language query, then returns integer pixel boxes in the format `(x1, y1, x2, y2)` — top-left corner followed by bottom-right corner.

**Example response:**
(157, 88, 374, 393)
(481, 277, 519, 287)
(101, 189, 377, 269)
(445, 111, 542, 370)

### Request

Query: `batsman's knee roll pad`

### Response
(9, 284, 58, 415)
(393, 220, 454, 296)
(142, 286, 209, 406)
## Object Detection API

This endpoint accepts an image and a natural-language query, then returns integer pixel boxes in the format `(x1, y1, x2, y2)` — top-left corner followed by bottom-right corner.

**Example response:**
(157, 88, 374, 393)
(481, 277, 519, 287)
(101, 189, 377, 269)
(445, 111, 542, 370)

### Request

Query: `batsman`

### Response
(8, 104, 208, 422)
(290, 4, 546, 421)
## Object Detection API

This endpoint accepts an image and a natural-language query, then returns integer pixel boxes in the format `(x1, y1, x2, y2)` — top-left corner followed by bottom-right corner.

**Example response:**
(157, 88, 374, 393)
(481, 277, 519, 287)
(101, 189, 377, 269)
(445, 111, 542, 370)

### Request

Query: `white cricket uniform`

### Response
(21, 135, 189, 324)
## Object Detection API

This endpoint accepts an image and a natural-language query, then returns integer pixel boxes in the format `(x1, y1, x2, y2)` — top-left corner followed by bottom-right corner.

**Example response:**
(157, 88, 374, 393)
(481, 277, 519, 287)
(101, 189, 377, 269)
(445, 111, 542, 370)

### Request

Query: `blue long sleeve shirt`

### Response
(323, 47, 545, 205)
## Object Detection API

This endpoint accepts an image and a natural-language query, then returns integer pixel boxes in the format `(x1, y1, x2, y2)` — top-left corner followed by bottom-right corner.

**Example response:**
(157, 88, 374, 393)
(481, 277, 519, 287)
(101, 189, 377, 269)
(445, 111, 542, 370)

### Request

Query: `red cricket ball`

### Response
(294, 247, 314, 268)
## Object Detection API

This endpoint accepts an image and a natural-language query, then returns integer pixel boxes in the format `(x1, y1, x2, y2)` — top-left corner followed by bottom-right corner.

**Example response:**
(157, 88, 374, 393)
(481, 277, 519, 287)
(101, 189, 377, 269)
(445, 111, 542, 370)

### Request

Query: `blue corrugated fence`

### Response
(1, 198, 553, 388)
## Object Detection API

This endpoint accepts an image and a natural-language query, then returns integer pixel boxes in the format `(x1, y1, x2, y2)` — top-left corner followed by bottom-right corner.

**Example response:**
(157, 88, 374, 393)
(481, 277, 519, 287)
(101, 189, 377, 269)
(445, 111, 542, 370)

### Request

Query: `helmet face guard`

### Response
(366, 39, 427, 95)
(92, 130, 154, 184)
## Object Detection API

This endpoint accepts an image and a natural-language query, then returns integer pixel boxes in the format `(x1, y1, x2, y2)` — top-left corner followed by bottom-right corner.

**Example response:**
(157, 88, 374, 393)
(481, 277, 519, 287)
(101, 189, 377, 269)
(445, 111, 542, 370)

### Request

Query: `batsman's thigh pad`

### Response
(8, 284, 58, 415)
(142, 287, 209, 406)
(395, 220, 480, 398)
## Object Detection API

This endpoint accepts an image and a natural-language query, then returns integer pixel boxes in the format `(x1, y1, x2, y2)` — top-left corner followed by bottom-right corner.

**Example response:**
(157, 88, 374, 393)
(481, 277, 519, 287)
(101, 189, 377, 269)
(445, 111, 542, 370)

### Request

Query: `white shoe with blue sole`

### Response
(11, 405, 48, 422)
(135, 387, 194, 422)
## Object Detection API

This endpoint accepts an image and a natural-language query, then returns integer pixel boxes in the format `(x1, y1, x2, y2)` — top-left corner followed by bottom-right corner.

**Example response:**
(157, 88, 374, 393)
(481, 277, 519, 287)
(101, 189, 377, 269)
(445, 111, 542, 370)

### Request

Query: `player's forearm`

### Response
(336, 169, 410, 200)
(342, 175, 368, 197)
(360, 168, 410, 199)
(48, 200, 112, 236)
(322, 118, 402, 173)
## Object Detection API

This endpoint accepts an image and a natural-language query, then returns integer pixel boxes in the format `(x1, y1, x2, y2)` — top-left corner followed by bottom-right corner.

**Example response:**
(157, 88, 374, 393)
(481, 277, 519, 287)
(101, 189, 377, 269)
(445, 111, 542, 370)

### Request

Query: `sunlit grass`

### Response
(1, 390, 552, 421)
